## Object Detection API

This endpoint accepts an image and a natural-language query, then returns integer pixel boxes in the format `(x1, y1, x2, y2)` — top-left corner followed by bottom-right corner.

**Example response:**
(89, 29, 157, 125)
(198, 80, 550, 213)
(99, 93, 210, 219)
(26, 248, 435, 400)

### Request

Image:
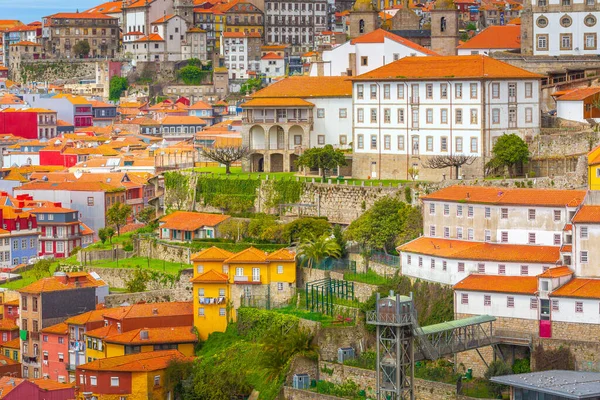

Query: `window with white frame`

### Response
(581, 227, 588, 238)
(581, 251, 589, 263)
(484, 295, 491, 306)
(477, 263, 485, 274)
(431, 259, 435, 269)
(398, 136, 404, 150)
(492, 108, 500, 124)
(507, 296, 515, 308)
(457, 227, 463, 239)
(277, 265, 284, 274)
(498, 264, 506, 275)
(521, 265, 529, 276)
(457, 205, 463, 217)
(468, 206, 474, 218)
(501, 208, 508, 219)
(443, 204, 449, 216)
(444, 227, 450, 238)
(442, 261, 447, 271)
(484, 207, 491, 218)
(467, 228, 474, 240)
(429, 203, 435, 215)
(552, 299, 559, 311)
(461, 293, 468, 304)
(407, 255, 411, 265)
(528, 209, 536, 220)
(398, 109, 405, 124)
(528, 232, 536, 244)
(458, 262, 465, 272)
(530, 298, 538, 309)
(554, 234, 561, 245)
(111, 377, 120, 387)
(554, 210, 561, 221)
(430, 225, 436, 236)
(484, 230, 491, 242)
(418, 257, 423, 267)
(575, 301, 583, 313)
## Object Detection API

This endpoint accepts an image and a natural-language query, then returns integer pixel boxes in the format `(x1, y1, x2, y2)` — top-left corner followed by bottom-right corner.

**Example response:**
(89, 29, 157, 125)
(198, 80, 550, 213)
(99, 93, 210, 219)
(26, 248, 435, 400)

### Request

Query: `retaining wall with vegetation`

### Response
(103, 289, 189, 308)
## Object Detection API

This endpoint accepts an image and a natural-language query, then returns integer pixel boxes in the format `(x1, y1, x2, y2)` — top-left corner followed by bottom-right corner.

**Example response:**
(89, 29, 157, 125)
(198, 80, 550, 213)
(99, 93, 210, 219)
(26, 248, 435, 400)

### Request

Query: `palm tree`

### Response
(297, 234, 342, 269)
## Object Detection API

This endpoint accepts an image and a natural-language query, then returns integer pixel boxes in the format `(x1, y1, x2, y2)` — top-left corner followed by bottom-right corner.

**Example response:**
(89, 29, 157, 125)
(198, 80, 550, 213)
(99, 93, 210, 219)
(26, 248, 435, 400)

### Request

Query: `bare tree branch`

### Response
(423, 154, 477, 178)
(200, 146, 250, 174)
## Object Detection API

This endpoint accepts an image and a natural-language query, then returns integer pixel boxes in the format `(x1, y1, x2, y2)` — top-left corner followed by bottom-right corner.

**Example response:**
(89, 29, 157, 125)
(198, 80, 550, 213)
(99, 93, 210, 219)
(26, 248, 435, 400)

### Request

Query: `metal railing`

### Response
(370, 251, 400, 267)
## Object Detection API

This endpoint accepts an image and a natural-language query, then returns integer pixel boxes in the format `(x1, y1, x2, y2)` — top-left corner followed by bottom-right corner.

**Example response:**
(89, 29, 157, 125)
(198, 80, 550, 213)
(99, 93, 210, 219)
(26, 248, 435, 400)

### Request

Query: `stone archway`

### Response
(250, 153, 264, 172)
(288, 125, 304, 149)
(249, 125, 266, 150)
(268, 125, 285, 150)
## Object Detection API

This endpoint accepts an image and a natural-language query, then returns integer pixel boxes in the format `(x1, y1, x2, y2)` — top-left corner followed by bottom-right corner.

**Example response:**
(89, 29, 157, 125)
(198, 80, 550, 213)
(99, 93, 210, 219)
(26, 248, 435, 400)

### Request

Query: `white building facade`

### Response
(351, 55, 542, 180)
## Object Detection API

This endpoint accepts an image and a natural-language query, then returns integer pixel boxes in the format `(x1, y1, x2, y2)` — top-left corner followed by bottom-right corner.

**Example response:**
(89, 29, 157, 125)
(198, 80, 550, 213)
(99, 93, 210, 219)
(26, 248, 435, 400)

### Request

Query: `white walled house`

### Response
(350, 55, 542, 181)
(309, 29, 437, 77)
(223, 31, 262, 81)
(571, 204, 600, 277)
(260, 52, 286, 83)
(400, 237, 560, 286)
(149, 14, 189, 61)
(123, 33, 165, 63)
(554, 87, 600, 123)
(241, 76, 353, 173)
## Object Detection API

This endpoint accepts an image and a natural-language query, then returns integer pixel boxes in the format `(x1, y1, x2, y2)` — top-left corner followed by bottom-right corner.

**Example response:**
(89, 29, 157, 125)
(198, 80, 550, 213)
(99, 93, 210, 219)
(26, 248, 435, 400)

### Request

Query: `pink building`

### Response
(3, 299, 19, 321)
(40, 322, 68, 383)
(0, 376, 75, 399)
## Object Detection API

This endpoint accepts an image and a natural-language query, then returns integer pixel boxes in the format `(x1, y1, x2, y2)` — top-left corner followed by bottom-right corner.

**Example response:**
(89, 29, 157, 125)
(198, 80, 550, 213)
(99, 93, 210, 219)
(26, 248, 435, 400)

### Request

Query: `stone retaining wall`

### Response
(135, 238, 192, 264)
(78, 248, 135, 264)
(104, 289, 190, 308)
(83, 266, 193, 291)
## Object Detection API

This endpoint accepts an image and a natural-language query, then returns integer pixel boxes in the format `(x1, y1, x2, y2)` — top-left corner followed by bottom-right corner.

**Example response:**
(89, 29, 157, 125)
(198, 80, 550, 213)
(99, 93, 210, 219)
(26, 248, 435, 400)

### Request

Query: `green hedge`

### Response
(236, 308, 299, 340)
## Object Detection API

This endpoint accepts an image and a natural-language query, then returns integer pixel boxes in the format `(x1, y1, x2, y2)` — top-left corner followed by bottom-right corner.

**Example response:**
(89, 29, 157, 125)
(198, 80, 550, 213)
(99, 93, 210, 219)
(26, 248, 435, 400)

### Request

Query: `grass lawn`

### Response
(344, 270, 391, 285)
(88, 256, 191, 274)
(189, 166, 414, 186)
(84, 231, 137, 251)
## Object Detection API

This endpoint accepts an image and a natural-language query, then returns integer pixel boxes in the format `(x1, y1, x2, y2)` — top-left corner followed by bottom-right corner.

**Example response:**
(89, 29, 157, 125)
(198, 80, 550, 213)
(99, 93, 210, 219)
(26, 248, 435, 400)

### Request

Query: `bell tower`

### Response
(174, 0, 195, 24)
(348, 0, 379, 38)
(430, 0, 459, 56)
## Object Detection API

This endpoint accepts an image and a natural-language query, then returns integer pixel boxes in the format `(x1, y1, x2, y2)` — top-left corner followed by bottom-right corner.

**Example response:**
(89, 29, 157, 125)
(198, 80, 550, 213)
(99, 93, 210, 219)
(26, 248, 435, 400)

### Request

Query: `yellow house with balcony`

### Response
(588, 144, 600, 190)
(191, 246, 297, 340)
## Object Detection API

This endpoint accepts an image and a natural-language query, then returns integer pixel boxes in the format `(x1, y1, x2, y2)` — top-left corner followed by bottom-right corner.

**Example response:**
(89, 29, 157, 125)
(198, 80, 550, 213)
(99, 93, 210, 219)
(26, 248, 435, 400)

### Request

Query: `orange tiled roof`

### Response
(78, 350, 190, 372)
(508, 17, 521, 24)
(159, 211, 230, 231)
(191, 246, 234, 261)
(85, 1, 123, 14)
(556, 87, 600, 101)
(251, 76, 352, 98)
(224, 246, 267, 263)
(266, 248, 296, 261)
(30, 379, 75, 391)
(350, 29, 438, 56)
(223, 31, 261, 38)
(41, 322, 68, 335)
(161, 115, 207, 125)
(563, 224, 572, 231)
(537, 266, 573, 278)
(134, 33, 164, 42)
(2, 337, 19, 349)
(572, 205, 600, 224)
(103, 326, 197, 345)
(242, 98, 314, 107)
(262, 52, 283, 60)
(421, 185, 586, 207)
(101, 301, 193, 320)
(454, 274, 538, 295)
(4, 299, 18, 307)
(0, 319, 18, 331)
(10, 41, 39, 47)
(399, 237, 560, 264)
(18, 273, 106, 294)
(457, 25, 520, 50)
(188, 100, 212, 110)
(45, 12, 115, 19)
(65, 308, 112, 326)
(190, 269, 228, 283)
(352, 55, 543, 81)
(551, 278, 600, 299)
(152, 14, 175, 24)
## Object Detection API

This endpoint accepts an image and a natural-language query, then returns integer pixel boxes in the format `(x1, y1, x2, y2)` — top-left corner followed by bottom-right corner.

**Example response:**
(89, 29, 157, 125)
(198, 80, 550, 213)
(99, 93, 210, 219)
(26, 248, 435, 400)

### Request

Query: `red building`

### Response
(40, 322, 68, 382)
(38, 146, 78, 168)
(3, 299, 19, 322)
(28, 205, 90, 258)
(0, 319, 18, 345)
(0, 376, 75, 399)
(0, 354, 20, 377)
(0, 67, 7, 79)
(0, 108, 58, 140)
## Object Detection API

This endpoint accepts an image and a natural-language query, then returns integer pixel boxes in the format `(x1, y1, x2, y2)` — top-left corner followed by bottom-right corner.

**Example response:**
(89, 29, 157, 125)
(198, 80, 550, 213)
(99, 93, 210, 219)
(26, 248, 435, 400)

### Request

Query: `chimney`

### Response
(53, 271, 67, 284)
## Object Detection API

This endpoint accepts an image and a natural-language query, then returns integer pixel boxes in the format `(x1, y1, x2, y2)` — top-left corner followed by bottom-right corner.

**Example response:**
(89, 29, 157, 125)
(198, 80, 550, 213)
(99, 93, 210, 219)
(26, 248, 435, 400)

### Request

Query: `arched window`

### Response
(359, 19, 365, 34)
(441, 17, 447, 32)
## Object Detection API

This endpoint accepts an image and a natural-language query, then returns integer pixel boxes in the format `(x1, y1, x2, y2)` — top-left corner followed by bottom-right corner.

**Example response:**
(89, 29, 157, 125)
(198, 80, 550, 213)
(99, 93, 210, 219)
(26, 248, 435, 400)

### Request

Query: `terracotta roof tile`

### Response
(350, 28, 438, 55)
(399, 237, 560, 264)
(190, 246, 234, 261)
(224, 246, 267, 263)
(422, 185, 586, 207)
(65, 308, 114, 326)
(41, 322, 68, 335)
(556, 87, 600, 101)
(101, 301, 193, 320)
(103, 326, 197, 345)
(85, 1, 123, 14)
(77, 350, 190, 372)
(30, 379, 75, 391)
(265, 248, 296, 261)
(161, 115, 207, 125)
(188, 100, 212, 110)
(352, 55, 543, 81)
(18, 273, 106, 294)
(2, 337, 19, 349)
(572, 205, 600, 223)
(262, 52, 283, 60)
(242, 98, 314, 107)
(0, 319, 18, 331)
(251, 76, 352, 98)
(134, 33, 164, 42)
(190, 269, 228, 283)
(457, 25, 521, 50)
(160, 211, 230, 231)
(537, 266, 573, 278)
(454, 274, 538, 295)
(551, 278, 600, 299)
(45, 12, 115, 19)
(151, 14, 175, 24)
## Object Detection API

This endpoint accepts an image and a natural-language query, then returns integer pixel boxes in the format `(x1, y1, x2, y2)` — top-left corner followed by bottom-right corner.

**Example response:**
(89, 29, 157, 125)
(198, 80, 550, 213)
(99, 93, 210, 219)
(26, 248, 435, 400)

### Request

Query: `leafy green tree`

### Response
(261, 326, 317, 381)
(109, 76, 128, 102)
(488, 133, 530, 177)
(484, 360, 512, 398)
(98, 228, 108, 244)
(32, 259, 52, 279)
(178, 65, 209, 85)
(136, 206, 156, 225)
(73, 40, 90, 58)
(247, 214, 278, 239)
(164, 172, 190, 211)
(298, 234, 341, 269)
(200, 146, 249, 175)
(240, 77, 262, 95)
(106, 202, 132, 237)
(125, 266, 149, 292)
(218, 219, 249, 242)
(282, 217, 331, 244)
(345, 197, 421, 253)
(164, 358, 195, 400)
(296, 145, 347, 180)
(332, 224, 348, 258)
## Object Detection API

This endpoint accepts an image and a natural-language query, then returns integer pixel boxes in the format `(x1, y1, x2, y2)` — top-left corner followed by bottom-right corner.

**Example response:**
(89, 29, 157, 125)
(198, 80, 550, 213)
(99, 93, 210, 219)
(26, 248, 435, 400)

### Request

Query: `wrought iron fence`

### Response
(310, 257, 357, 273)
(370, 251, 400, 267)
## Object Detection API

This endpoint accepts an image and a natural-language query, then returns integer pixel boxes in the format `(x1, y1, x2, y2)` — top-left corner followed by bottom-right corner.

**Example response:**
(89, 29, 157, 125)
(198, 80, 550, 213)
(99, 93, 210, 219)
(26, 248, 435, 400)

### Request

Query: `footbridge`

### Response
(366, 293, 511, 400)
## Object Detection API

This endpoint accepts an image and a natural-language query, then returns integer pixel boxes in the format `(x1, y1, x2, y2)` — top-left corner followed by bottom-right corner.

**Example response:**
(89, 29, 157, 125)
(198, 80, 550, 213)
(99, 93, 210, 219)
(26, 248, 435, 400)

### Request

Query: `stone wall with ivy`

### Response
(17, 60, 97, 83)
(135, 237, 192, 264)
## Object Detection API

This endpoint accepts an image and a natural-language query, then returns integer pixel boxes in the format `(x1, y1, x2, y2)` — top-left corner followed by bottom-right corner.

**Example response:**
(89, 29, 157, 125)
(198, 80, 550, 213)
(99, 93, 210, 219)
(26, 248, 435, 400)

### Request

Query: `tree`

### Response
(332, 224, 348, 258)
(261, 326, 317, 381)
(484, 360, 512, 398)
(282, 217, 331, 244)
(125, 266, 149, 292)
(164, 359, 195, 400)
(423, 154, 476, 179)
(178, 65, 209, 85)
(136, 206, 156, 225)
(200, 146, 250, 175)
(106, 202, 132, 237)
(345, 197, 421, 253)
(32, 259, 52, 279)
(105, 227, 115, 244)
(109, 76, 128, 102)
(407, 167, 419, 181)
(73, 40, 90, 58)
(296, 145, 347, 180)
(297, 234, 341, 269)
(218, 218, 249, 242)
(164, 172, 189, 211)
(488, 133, 530, 177)
(98, 227, 115, 244)
(240, 78, 262, 95)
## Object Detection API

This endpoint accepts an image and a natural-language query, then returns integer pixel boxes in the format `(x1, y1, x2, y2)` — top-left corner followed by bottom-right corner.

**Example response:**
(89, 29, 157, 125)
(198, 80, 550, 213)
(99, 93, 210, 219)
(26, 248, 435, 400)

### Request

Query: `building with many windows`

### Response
(351, 55, 542, 180)
(223, 31, 262, 81)
(191, 246, 296, 340)
(242, 76, 353, 172)
(521, 0, 600, 55)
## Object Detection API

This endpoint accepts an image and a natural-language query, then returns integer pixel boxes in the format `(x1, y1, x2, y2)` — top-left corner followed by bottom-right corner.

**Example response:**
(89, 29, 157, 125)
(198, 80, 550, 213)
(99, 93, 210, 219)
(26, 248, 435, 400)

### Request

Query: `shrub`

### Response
(484, 360, 512, 397)
(512, 358, 530, 374)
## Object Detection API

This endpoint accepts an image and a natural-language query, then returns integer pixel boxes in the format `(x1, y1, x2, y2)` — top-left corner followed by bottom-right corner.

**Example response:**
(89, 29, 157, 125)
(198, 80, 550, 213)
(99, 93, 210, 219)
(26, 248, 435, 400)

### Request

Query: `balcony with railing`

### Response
(243, 109, 313, 125)
(233, 275, 261, 284)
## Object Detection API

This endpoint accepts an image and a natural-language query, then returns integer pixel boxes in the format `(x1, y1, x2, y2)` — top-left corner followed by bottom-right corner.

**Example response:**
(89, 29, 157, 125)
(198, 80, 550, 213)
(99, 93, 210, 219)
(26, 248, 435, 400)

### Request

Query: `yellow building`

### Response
(588, 144, 600, 190)
(1, 337, 19, 362)
(76, 350, 191, 400)
(191, 246, 297, 340)
(85, 325, 196, 361)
